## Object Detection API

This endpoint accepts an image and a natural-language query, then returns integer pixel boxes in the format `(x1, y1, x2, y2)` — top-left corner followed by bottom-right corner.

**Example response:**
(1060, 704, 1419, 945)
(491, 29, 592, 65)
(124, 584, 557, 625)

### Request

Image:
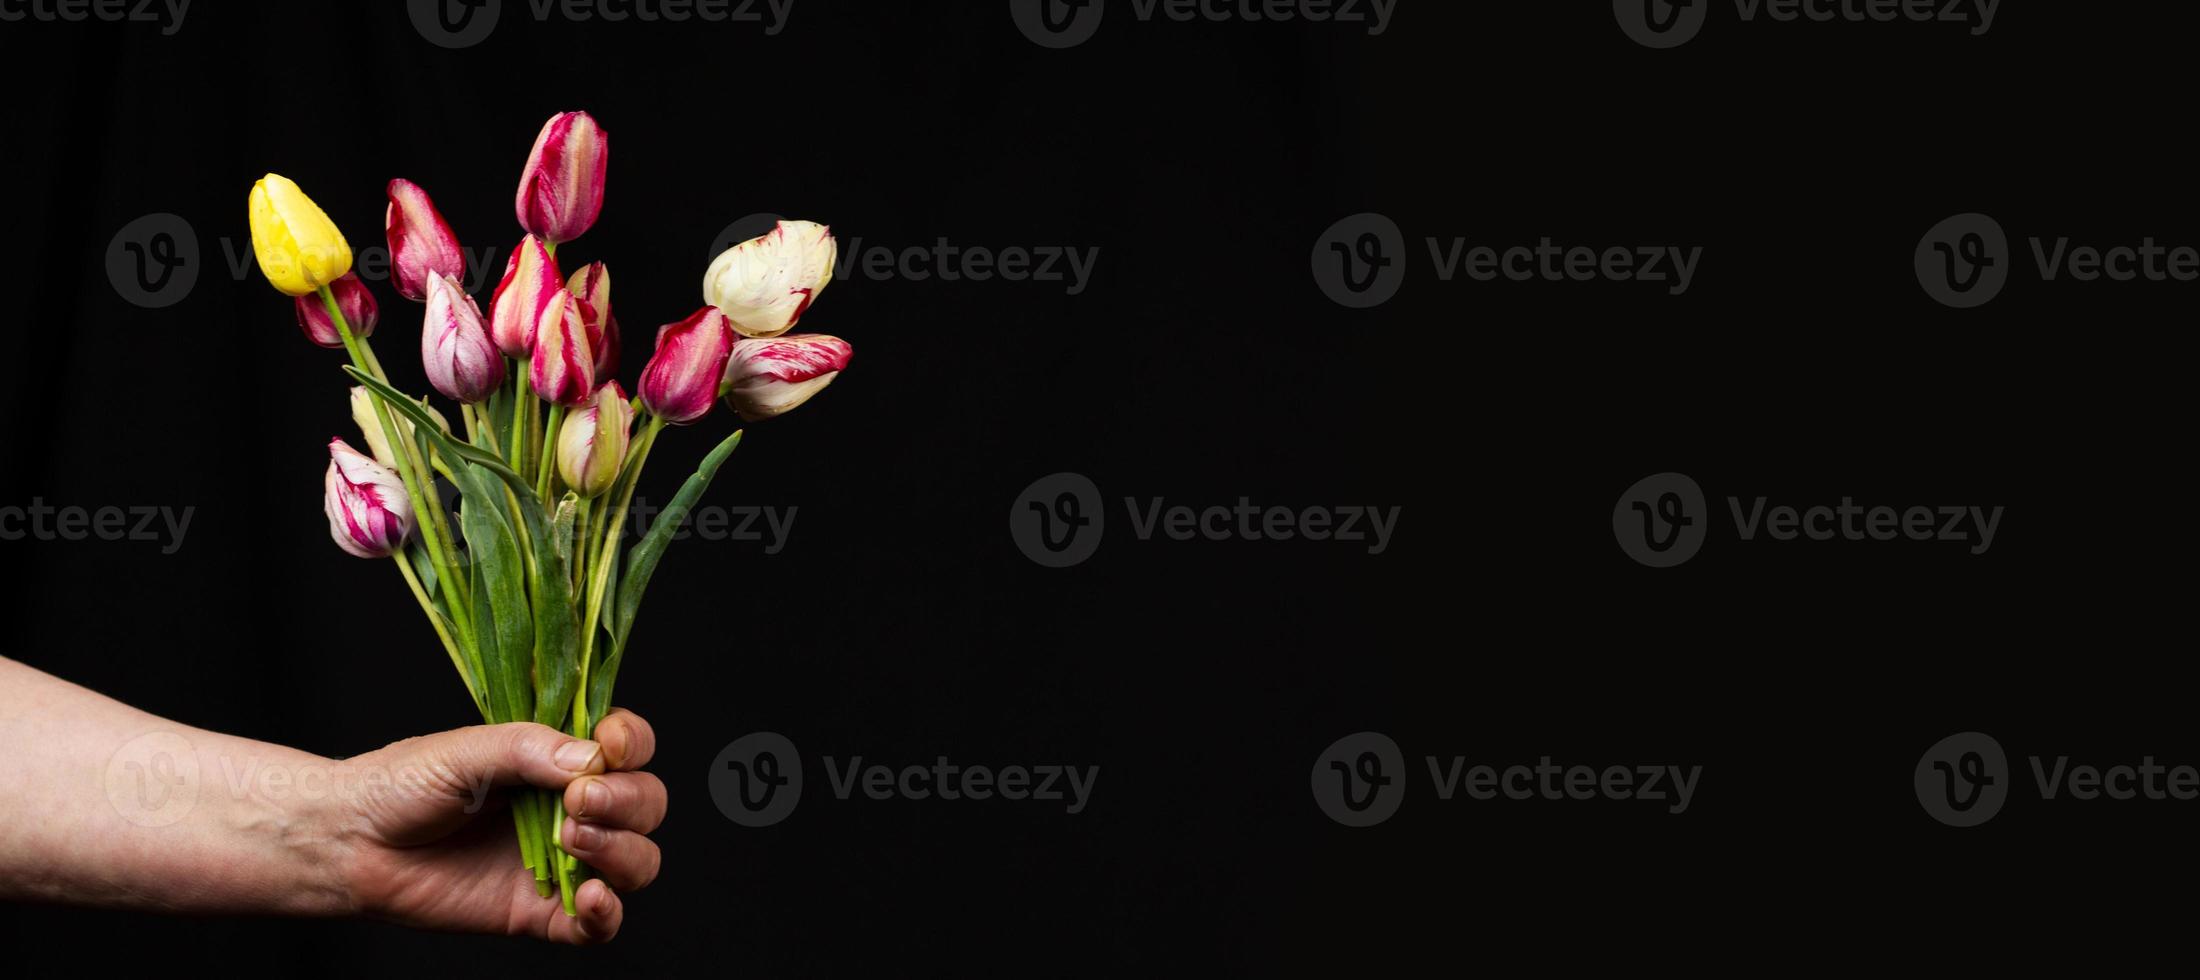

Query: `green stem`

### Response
(394, 554, 486, 721)
(552, 795, 577, 915)
(538, 404, 568, 503)
(574, 415, 666, 737)
(323, 286, 479, 670)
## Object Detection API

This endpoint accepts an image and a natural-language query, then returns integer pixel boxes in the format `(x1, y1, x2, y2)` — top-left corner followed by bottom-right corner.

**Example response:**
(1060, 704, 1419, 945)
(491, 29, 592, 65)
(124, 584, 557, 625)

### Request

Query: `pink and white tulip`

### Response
(488, 235, 561, 358)
(639, 307, 736, 424)
(722, 334, 853, 422)
(557, 383, 634, 498)
(530, 289, 594, 406)
(567, 261, 620, 383)
(516, 111, 608, 245)
(421, 273, 503, 403)
(384, 179, 466, 302)
(295, 271, 377, 348)
(324, 438, 413, 559)
(702, 220, 837, 338)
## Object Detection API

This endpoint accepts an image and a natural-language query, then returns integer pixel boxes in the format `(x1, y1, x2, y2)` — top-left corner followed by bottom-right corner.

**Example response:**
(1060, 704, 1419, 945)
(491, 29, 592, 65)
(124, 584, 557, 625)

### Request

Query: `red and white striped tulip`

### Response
(557, 382, 635, 499)
(530, 289, 595, 406)
(295, 271, 377, 348)
(488, 235, 561, 358)
(567, 261, 620, 383)
(384, 179, 466, 302)
(702, 220, 837, 338)
(516, 111, 608, 245)
(639, 307, 736, 424)
(324, 438, 413, 559)
(721, 334, 853, 422)
(421, 273, 503, 403)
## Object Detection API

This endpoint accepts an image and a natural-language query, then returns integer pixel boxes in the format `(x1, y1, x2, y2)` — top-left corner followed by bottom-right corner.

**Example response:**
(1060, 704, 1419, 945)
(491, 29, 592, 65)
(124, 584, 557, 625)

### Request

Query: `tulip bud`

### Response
(530, 289, 595, 406)
(721, 334, 853, 422)
(488, 235, 561, 358)
(325, 438, 414, 559)
(249, 173, 353, 297)
(703, 220, 837, 338)
(351, 387, 451, 469)
(421, 273, 503, 403)
(639, 307, 736, 424)
(567, 261, 621, 382)
(294, 272, 378, 349)
(385, 179, 466, 302)
(516, 111, 609, 245)
(557, 383, 634, 498)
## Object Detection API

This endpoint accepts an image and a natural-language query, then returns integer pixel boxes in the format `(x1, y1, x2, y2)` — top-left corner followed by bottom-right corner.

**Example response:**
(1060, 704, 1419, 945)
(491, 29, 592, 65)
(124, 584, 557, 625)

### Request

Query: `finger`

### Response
(565, 771, 668, 833)
(562, 819, 664, 892)
(396, 721, 605, 795)
(538, 879, 623, 945)
(594, 709, 656, 770)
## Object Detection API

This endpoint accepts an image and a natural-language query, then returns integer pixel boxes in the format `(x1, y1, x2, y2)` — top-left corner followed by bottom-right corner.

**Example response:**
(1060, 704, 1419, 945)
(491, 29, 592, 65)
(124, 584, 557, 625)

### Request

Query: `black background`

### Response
(1, 0, 2193, 973)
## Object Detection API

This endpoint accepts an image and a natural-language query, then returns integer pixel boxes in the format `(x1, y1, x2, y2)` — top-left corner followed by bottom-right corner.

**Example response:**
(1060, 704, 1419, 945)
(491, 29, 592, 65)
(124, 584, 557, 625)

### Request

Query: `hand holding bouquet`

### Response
(256, 111, 853, 916)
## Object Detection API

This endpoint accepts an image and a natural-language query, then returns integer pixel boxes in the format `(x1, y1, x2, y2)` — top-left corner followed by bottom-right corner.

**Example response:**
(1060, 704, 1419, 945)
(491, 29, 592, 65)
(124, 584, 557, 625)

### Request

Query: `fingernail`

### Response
(581, 779, 610, 817)
(555, 739, 603, 773)
(570, 819, 604, 851)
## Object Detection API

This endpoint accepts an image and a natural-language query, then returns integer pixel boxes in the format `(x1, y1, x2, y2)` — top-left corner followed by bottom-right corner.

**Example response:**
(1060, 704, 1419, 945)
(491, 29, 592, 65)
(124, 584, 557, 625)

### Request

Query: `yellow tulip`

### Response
(248, 173, 353, 297)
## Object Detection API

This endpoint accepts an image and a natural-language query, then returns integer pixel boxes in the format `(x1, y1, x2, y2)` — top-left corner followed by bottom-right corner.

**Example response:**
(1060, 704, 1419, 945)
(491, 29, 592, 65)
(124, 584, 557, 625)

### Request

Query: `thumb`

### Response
(391, 721, 607, 795)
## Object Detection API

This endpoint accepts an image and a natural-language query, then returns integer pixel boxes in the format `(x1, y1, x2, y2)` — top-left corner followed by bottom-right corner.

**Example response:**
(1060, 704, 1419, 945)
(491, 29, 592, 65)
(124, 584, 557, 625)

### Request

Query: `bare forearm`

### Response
(0, 657, 352, 915)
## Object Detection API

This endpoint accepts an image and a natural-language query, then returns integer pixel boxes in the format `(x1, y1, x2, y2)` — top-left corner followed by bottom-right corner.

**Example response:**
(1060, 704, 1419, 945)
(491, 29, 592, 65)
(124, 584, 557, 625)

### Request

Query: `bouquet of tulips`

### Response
(249, 111, 852, 915)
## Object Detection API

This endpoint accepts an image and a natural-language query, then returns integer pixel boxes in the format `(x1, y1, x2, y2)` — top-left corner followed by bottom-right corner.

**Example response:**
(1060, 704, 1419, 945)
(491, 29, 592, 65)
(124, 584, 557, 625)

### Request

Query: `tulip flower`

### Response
(568, 261, 620, 382)
(703, 220, 837, 338)
(516, 111, 609, 245)
(385, 179, 466, 302)
(249, 173, 354, 297)
(325, 438, 414, 559)
(351, 386, 451, 469)
(489, 235, 561, 358)
(557, 383, 634, 498)
(530, 289, 595, 406)
(295, 272, 378, 348)
(721, 334, 853, 422)
(636, 307, 736, 424)
(421, 273, 503, 403)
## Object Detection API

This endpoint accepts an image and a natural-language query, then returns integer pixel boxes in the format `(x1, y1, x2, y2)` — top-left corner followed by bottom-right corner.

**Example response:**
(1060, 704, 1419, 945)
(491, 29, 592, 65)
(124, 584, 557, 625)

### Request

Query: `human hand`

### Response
(333, 709, 666, 944)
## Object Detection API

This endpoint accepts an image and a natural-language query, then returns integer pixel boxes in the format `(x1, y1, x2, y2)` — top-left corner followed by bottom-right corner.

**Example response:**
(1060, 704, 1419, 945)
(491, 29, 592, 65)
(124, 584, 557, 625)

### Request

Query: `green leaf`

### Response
(530, 496, 583, 730)
(346, 367, 520, 480)
(592, 430, 744, 727)
(460, 474, 535, 726)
